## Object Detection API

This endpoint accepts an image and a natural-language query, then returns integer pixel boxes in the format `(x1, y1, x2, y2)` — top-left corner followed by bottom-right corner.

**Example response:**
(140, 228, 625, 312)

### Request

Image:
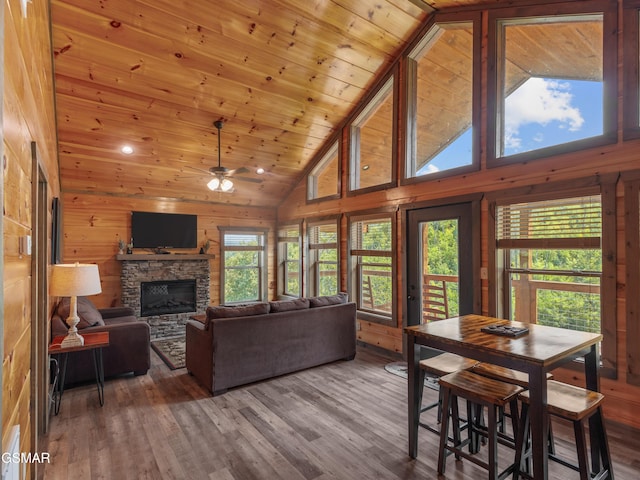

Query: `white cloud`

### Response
(505, 78, 584, 151)
(417, 163, 440, 176)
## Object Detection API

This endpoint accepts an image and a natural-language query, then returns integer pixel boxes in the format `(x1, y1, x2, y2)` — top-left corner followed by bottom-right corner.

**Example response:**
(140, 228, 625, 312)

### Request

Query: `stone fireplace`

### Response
(118, 255, 212, 339)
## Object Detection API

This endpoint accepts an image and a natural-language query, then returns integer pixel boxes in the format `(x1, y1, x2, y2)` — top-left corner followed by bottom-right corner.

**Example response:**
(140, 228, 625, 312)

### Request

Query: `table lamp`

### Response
(50, 263, 102, 347)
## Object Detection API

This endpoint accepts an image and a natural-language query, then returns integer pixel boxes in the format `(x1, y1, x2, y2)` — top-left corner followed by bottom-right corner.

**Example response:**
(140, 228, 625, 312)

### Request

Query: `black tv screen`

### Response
(131, 211, 197, 249)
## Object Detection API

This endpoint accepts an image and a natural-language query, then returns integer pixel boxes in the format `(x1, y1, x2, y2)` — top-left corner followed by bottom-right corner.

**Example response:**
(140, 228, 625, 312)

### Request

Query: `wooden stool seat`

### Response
(518, 380, 604, 420)
(514, 380, 613, 480)
(472, 363, 553, 388)
(438, 370, 525, 480)
(420, 352, 479, 377)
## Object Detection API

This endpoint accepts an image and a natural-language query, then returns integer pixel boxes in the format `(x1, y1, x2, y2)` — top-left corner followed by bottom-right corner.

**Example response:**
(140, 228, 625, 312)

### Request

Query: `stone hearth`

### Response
(118, 255, 212, 339)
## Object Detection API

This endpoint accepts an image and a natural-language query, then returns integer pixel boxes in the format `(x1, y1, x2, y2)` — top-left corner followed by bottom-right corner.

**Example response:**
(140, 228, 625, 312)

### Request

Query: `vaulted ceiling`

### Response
(50, 1, 501, 208)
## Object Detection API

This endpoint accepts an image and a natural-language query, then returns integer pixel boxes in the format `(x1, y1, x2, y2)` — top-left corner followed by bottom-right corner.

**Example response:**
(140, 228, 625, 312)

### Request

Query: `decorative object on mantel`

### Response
(117, 238, 125, 255)
(199, 239, 210, 254)
(50, 263, 102, 347)
(151, 336, 185, 370)
(126, 238, 133, 254)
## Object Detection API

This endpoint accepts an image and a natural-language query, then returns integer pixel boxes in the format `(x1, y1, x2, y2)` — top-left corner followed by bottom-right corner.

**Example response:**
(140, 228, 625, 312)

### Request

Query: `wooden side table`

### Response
(48, 331, 110, 414)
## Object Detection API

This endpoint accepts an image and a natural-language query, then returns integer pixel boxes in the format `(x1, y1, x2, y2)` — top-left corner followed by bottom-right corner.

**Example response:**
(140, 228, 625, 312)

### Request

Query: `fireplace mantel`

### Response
(116, 254, 215, 261)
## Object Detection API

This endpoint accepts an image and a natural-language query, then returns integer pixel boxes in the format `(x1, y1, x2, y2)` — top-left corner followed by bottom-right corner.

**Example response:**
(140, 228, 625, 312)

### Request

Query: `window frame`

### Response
(306, 216, 341, 298)
(403, 12, 482, 186)
(347, 210, 397, 327)
(487, 177, 617, 379)
(623, 0, 640, 140)
(486, 0, 618, 168)
(306, 137, 342, 203)
(277, 221, 303, 298)
(347, 69, 398, 195)
(218, 226, 268, 305)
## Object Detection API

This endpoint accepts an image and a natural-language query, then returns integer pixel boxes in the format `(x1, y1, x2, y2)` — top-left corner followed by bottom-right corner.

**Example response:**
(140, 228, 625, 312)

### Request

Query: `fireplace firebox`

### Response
(140, 279, 196, 317)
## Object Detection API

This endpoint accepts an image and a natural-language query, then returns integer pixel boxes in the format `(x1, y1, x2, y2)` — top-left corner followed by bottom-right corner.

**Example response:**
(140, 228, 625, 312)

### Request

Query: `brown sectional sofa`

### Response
(51, 297, 151, 385)
(185, 293, 357, 395)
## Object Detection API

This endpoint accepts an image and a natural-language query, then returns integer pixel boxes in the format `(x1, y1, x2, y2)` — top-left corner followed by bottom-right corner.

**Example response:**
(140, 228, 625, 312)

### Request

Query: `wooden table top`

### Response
(405, 314, 602, 368)
(49, 331, 110, 353)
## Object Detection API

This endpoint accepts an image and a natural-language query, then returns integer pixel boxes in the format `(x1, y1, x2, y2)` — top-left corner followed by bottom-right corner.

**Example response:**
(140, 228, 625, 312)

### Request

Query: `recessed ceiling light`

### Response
(256, 167, 265, 174)
(362, 164, 370, 170)
(121, 145, 134, 155)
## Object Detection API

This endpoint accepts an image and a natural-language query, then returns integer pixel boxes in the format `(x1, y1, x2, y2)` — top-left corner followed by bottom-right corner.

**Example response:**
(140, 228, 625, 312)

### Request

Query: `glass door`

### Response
(406, 203, 479, 328)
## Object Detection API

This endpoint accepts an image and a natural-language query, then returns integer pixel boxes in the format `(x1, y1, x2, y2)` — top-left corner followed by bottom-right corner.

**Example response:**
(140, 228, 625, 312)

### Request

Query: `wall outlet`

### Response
(480, 267, 488, 280)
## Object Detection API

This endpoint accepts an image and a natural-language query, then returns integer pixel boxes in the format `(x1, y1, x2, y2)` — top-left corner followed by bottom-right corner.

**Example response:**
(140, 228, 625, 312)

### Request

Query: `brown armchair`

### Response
(51, 297, 150, 386)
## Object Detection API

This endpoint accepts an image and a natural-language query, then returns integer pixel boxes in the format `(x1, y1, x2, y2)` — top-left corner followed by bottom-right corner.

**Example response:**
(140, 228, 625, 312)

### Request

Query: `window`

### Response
(493, 188, 616, 377)
(307, 140, 340, 201)
(307, 218, 340, 297)
(219, 227, 267, 304)
(406, 18, 478, 180)
(277, 223, 302, 297)
(623, 173, 640, 385)
(349, 75, 395, 192)
(623, 1, 640, 139)
(349, 213, 395, 325)
(488, 2, 616, 165)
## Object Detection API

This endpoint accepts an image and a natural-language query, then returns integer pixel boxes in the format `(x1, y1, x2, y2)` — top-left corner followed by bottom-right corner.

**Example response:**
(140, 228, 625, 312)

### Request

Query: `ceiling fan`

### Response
(190, 120, 262, 192)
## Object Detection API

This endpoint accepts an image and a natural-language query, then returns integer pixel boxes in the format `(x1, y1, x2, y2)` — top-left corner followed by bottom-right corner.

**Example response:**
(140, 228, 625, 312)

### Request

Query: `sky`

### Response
(417, 78, 604, 175)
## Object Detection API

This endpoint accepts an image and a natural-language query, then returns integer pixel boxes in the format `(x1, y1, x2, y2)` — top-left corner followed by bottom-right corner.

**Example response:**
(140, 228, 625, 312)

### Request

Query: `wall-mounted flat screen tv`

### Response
(131, 211, 197, 249)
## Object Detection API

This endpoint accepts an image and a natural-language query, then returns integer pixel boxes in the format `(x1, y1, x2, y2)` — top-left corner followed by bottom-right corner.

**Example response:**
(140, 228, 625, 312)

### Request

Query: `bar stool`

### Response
(437, 369, 524, 480)
(472, 363, 556, 449)
(417, 352, 478, 436)
(514, 380, 613, 480)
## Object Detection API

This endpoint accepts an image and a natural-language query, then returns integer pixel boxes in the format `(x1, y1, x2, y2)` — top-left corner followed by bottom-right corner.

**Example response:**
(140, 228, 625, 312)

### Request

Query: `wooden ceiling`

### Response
(51, 0, 432, 207)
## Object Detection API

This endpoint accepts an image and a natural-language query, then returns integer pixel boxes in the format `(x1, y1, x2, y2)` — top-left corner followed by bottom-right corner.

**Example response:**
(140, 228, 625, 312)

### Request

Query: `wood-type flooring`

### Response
(42, 346, 640, 479)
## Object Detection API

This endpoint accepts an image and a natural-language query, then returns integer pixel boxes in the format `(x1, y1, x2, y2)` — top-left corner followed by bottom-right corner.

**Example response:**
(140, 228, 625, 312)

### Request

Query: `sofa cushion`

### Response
(55, 296, 105, 330)
(269, 297, 310, 313)
(206, 302, 270, 320)
(308, 292, 349, 307)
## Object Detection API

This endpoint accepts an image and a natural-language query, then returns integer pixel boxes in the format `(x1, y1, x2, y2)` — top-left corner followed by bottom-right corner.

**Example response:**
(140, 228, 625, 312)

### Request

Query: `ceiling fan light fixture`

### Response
(221, 178, 234, 191)
(207, 177, 220, 191)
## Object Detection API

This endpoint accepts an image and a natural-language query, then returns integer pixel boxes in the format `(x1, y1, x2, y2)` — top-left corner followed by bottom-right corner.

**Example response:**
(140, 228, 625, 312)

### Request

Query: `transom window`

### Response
(307, 218, 339, 297)
(349, 213, 395, 325)
(219, 228, 267, 304)
(488, 2, 616, 165)
(406, 19, 476, 179)
(307, 140, 340, 202)
(277, 223, 302, 297)
(349, 75, 395, 192)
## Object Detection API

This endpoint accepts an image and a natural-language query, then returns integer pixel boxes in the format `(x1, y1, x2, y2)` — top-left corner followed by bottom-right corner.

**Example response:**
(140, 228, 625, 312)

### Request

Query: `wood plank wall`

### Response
(2, 0, 59, 469)
(60, 193, 277, 309)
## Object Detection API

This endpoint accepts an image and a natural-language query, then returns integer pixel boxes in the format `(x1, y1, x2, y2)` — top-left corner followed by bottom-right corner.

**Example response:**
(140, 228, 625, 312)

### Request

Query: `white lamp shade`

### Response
(207, 177, 220, 191)
(50, 263, 102, 297)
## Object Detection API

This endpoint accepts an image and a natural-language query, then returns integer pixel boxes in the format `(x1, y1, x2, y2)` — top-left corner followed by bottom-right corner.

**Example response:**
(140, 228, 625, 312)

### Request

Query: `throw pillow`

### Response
(206, 302, 270, 320)
(269, 298, 310, 313)
(55, 296, 105, 329)
(308, 292, 349, 307)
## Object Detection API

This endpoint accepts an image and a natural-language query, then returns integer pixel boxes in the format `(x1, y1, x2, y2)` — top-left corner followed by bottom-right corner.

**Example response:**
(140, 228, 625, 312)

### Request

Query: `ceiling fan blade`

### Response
(185, 165, 214, 176)
(226, 166, 249, 176)
(234, 176, 263, 184)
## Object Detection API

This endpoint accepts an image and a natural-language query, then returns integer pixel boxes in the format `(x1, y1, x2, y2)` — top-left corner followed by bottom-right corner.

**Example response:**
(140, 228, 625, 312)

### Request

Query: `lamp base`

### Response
(61, 331, 85, 348)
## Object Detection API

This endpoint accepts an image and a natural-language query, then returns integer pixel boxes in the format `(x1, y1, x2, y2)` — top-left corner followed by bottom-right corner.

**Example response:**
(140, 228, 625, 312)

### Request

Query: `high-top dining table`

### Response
(405, 314, 604, 480)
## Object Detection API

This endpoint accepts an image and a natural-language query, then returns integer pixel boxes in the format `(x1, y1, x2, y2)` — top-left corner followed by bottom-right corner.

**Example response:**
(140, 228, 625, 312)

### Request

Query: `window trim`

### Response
(306, 215, 341, 298)
(346, 209, 397, 327)
(402, 12, 482, 186)
(277, 221, 303, 298)
(623, 0, 640, 140)
(218, 226, 268, 305)
(347, 68, 398, 196)
(306, 137, 342, 203)
(486, 0, 618, 168)
(487, 177, 617, 379)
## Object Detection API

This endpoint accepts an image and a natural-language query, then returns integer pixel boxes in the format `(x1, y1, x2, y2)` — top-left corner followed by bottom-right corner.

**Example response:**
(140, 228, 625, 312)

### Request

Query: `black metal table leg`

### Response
(91, 347, 105, 406)
(53, 353, 69, 415)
